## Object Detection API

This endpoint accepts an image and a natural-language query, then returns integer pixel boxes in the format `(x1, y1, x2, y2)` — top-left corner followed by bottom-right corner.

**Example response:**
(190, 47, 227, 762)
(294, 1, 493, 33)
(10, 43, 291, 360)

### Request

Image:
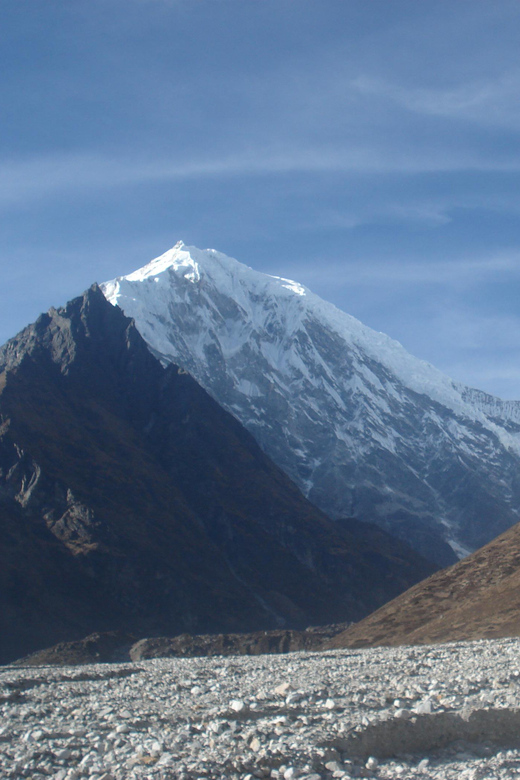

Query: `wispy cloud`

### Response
(291, 251, 520, 289)
(311, 202, 453, 232)
(3, 143, 520, 209)
(352, 70, 520, 129)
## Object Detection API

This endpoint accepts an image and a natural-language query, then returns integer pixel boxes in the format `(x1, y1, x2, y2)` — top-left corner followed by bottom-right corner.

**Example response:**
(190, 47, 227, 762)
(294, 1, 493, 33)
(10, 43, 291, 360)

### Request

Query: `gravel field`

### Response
(3, 638, 520, 780)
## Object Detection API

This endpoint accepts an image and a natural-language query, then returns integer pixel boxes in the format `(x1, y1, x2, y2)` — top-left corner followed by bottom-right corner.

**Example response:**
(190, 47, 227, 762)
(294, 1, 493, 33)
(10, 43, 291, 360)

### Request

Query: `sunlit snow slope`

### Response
(102, 242, 520, 566)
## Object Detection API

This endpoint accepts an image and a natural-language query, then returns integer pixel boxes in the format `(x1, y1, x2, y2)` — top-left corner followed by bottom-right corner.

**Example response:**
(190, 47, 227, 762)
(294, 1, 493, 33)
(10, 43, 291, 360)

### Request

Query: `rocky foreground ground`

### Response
(3, 639, 520, 780)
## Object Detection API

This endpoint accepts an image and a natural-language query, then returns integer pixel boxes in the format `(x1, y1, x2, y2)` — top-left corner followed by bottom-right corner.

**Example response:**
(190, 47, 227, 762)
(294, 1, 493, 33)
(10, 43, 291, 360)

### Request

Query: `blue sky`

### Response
(2, 1, 520, 397)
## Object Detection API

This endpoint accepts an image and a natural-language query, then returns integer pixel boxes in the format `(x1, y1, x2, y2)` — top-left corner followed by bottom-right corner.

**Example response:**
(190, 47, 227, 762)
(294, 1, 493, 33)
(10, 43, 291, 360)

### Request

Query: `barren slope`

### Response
(330, 521, 520, 649)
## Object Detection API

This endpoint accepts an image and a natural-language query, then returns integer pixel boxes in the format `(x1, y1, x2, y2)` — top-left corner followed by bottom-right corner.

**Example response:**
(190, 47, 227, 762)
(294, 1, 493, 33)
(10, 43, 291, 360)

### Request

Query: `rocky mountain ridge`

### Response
(0, 285, 434, 664)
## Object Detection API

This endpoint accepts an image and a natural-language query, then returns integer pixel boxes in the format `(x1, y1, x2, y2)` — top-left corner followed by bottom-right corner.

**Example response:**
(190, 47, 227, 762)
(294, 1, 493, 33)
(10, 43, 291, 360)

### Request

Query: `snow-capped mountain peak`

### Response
(101, 243, 520, 566)
(114, 241, 200, 283)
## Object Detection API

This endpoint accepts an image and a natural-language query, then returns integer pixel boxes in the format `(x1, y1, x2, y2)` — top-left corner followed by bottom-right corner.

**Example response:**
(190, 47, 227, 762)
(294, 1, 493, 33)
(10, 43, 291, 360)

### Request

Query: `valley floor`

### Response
(2, 639, 520, 779)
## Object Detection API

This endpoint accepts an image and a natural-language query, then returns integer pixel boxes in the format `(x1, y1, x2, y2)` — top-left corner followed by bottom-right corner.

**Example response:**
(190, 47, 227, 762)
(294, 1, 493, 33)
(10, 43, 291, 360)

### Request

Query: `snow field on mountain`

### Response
(101, 243, 520, 563)
(103, 242, 520, 442)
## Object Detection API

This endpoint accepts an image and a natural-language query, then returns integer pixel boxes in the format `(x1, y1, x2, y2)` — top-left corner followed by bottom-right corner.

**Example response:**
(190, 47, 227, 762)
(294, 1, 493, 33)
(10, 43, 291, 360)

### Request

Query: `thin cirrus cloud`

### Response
(351, 70, 520, 128)
(3, 144, 520, 208)
(311, 203, 453, 231)
(291, 252, 520, 289)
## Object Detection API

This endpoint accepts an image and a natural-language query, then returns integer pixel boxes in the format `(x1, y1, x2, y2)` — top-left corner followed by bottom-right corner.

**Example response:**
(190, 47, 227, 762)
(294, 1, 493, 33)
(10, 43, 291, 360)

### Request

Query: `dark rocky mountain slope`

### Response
(0, 286, 435, 664)
(329, 519, 520, 649)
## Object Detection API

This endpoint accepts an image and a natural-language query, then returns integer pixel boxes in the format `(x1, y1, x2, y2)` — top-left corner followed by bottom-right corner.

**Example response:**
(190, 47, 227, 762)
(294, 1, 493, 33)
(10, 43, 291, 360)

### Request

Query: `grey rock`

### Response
(3, 638, 520, 780)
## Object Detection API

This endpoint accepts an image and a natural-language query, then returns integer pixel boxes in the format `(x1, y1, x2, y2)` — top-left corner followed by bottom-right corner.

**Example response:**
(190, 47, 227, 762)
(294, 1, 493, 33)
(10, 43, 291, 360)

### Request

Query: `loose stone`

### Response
(3, 638, 520, 779)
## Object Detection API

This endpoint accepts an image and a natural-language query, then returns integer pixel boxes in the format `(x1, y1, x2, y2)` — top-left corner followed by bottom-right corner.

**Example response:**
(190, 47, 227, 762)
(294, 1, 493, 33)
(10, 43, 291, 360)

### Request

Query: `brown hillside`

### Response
(329, 520, 520, 649)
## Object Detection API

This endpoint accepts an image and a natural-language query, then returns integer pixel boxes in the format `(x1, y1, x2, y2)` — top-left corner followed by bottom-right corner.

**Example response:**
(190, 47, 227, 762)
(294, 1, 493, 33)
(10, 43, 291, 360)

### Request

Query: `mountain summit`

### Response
(103, 243, 520, 566)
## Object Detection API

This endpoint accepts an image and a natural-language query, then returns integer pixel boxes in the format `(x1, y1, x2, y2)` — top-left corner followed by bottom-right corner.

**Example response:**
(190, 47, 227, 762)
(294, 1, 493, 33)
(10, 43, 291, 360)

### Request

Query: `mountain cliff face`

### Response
(0, 286, 434, 664)
(102, 242, 520, 567)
